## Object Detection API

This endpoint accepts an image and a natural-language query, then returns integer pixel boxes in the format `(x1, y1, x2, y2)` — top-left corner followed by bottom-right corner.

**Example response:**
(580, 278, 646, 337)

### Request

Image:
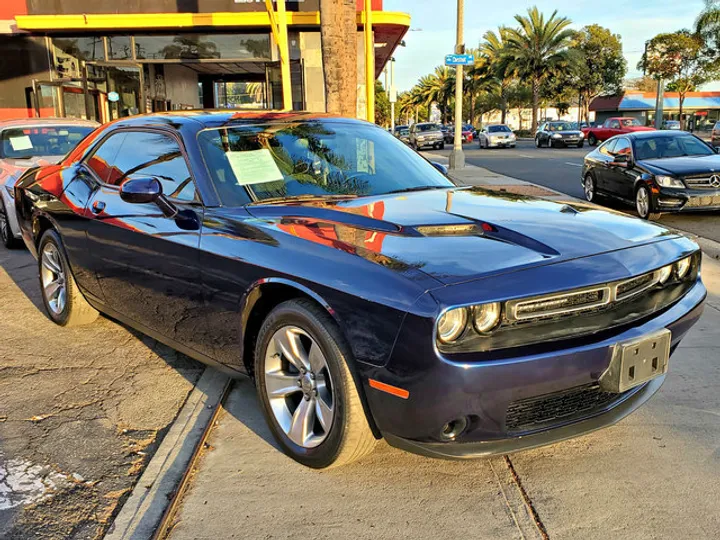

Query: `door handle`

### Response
(91, 201, 106, 214)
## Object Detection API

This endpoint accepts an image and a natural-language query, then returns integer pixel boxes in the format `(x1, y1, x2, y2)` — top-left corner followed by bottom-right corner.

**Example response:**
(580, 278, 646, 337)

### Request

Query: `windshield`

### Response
(634, 135, 714, 160)
(0, 125, 93, 159)
(619, 118, 642, 127)
(198, 121, 453, 205)
(488, 125, 512, 133)
(548, 122, 576, 131)
(417, 123, 441, 132)
(398, 128, 409, 136)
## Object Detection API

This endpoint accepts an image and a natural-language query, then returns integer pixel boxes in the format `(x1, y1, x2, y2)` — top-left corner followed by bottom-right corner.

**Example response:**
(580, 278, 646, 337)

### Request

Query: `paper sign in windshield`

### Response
(9, 135, 33, 152)
(227, 149, 284, 186)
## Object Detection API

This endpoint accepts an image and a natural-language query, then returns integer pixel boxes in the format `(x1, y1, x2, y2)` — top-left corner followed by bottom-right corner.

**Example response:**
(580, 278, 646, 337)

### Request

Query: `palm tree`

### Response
(320, 0, 357, 116)
(416, 67, 455, 123)
(697, 0, 720, 48)
(479, 28, 513, 124)
(501, 7, 575, 131)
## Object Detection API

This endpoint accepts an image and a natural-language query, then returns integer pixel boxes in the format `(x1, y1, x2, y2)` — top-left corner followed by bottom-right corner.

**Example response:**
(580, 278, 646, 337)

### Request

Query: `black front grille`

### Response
(505, 384, 626, 433)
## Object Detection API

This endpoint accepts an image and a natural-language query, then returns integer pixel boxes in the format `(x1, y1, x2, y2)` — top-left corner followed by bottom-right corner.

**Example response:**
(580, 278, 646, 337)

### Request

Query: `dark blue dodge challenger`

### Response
(14, 112, 705, 468)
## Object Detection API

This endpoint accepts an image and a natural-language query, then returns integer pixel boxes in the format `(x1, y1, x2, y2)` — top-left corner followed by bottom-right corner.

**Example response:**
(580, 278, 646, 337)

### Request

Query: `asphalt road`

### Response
(434, 140, 720, 245)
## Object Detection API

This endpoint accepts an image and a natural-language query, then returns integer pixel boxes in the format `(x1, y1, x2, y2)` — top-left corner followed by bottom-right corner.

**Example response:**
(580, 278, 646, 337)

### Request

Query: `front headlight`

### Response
(551, 133, 562, 139)
(655, 175, 685, 188)
(437, 308, 468, 343)
(675, 256, 692, 279)
(578, 132, 585, 138)
(657, 264, 673, 284)
(473, 303, 501, 334)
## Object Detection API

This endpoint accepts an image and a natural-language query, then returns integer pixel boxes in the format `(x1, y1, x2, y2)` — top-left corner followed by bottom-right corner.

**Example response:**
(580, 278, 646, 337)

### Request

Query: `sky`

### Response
(383, 0, 716, 92)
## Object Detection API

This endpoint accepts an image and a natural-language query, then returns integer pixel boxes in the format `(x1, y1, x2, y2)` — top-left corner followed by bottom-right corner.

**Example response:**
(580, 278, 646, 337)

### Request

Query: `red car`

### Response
(583, 117, 655, 146)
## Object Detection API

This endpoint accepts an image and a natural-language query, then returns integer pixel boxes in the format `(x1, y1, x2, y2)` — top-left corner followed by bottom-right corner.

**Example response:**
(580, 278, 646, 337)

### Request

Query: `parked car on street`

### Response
(662, 120, 682, 130)
(394, 125, 410, 145)
(583, 117, 655, 146)
(535, 121, 585, 148)
(478, 124, 517, 148)
(15, 112, 704, 468)
(462, 124, 474, 143)
(409, 122, 445, 150)
(711, 121, 720, 147)
(582, 131, 720, 219)
(0, 118, 97, 249)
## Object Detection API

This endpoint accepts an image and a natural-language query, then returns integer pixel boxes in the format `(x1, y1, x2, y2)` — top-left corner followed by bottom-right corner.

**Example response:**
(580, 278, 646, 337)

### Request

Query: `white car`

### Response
(0, 118, 97, 248)
(478, 124, 517, 148)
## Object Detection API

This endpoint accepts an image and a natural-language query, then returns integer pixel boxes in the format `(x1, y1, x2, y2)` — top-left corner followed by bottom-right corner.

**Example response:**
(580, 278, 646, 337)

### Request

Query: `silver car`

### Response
(409, 122, 445, 151)
(0, 118, 97, 248)
(478, 124, 517, 149)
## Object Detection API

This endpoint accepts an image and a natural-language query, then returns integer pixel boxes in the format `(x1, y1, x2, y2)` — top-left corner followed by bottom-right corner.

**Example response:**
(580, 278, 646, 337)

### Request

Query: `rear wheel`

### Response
(0, 199, 21, 249)
(635, 185, 661, 220)
(255, 299, 376, 468)
(38, 229, 98, 327)
(584, 173, 598, 203)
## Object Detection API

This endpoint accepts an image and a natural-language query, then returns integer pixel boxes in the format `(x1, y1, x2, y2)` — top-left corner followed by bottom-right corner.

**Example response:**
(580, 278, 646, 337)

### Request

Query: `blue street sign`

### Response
(445, 54, 474, 66)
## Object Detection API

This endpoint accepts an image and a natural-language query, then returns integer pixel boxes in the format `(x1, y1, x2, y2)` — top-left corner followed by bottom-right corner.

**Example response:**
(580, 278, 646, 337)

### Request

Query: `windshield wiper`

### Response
(385, 185, 452, 195)
(249, 194, 359, 205)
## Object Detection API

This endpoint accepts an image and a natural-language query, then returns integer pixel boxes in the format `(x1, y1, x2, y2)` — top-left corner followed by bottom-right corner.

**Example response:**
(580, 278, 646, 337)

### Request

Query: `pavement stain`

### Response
(0, 251, 204, 539)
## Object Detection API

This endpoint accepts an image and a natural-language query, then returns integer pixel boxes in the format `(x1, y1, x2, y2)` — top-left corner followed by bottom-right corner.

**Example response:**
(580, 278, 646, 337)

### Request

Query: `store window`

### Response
(107, 36, 134, 60)
(134, 33, 271, 61)
(53, 37, 106, 63)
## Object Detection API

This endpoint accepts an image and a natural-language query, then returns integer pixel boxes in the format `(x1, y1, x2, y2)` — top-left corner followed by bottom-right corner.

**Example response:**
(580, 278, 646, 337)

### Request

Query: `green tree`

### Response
(625, 75, 660, 92)
(375, 81, 391, 126)
(568, 25, 627, 123)
(501, 7, 575, 131)
(416, 66, 455, 123)
(478, 28, 513, 123)
(696, 0, 720, 51)
(639, 30, 717, 129)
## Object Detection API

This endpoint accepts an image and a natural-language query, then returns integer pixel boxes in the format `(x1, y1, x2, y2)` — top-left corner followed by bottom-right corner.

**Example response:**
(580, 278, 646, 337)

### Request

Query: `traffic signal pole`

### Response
(449, 0, 465, 170)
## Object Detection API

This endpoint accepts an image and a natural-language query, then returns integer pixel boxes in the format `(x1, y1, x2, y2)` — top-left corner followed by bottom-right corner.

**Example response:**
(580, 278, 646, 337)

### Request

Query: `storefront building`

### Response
(0, 0, 409, 122)
(590, 91, 720, 130)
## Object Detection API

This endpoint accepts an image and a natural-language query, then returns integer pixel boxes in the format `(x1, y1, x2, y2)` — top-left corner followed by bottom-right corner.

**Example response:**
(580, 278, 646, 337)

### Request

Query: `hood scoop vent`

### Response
(415, 224, 482, 237)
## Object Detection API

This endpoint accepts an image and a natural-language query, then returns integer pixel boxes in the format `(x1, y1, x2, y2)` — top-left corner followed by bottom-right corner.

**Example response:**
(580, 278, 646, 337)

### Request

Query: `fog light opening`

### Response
(440, 417, 469, 441)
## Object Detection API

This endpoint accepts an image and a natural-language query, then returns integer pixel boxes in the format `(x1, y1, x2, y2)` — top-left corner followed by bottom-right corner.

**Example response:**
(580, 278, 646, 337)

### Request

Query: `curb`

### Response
(104, 368, 231, 540)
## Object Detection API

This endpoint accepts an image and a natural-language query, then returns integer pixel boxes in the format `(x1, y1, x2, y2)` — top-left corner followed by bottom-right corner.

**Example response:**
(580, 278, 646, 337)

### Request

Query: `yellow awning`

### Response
(15, 11, 410, 31)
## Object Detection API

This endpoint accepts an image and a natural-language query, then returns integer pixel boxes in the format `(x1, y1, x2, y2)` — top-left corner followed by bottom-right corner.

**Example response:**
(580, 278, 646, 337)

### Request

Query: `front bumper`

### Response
(655, 186, 720, 212)
(487, 138, 516, 147)
(361, 263, 705, 459)
(416, 137, 444, 148)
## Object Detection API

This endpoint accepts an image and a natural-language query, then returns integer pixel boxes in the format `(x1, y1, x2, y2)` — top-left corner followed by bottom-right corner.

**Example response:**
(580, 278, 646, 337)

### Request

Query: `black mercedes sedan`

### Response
(582, 131, 720, 219)
(13, 112, 705, 468)
(535, 121, 585, 148)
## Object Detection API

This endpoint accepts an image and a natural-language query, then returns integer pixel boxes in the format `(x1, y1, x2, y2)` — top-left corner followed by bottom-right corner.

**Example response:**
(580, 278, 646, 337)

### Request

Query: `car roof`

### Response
(0, 117, 99, 129)
(107, 110, 371, 130)
(625, 130, 692, 140)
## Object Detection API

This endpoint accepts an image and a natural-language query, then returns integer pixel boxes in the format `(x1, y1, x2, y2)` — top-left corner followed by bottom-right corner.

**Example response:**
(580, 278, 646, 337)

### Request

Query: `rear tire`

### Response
(0, 199, 22, 249)
(584, 173, 598, 203)
(38, 229, 98, 327)
(254, 299, 376, 469)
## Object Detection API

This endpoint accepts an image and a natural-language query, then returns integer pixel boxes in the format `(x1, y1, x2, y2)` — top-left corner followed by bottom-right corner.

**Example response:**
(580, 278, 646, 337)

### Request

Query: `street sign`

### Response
(445, 54, 474, 66)
(108, 92, 120, 103)
(389, 88, 397, 103)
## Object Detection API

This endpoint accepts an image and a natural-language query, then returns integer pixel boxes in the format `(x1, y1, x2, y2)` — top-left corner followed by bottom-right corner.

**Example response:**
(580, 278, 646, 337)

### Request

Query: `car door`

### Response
(83, 128, 206, 346)
(537, 123, 546, 145)
(604, 137, 634, 200)
(608, 119, 622, 138)
(594, 139, 618, 193)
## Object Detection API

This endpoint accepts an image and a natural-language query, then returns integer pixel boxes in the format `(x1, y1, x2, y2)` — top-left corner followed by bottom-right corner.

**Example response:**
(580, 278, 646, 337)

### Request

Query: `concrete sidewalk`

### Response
(163, 163, 720, 540)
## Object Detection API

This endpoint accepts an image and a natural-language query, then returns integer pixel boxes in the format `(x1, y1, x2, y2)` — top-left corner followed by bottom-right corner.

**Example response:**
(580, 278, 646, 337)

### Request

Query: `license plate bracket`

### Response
(599, 329, 671, 393)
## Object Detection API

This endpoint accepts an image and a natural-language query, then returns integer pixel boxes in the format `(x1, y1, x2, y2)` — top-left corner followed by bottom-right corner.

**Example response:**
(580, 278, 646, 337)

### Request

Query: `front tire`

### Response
(439, 142, 445, 150)
(255, 299, 376, 469)
(635, 185, 661, 220)
(38, 229, 98, 327)
(588, 133, 597, 146)
(577, 142, 585, 148)
(0, 199, 21, 249)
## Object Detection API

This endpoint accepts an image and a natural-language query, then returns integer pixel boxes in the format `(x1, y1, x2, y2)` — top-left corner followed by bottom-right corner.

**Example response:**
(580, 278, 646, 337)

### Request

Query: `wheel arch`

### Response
(239, 278, 382, 439)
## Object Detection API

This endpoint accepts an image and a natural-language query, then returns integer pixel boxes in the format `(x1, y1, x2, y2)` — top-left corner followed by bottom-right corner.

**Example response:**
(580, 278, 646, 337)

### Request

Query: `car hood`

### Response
(0, 156, 60, 186)
(247, 187, 677, 287)
(639, 155, 720, 177)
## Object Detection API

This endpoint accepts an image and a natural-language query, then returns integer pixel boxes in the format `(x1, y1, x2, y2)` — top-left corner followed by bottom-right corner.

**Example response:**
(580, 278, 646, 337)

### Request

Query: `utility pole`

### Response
(654, 79, 665, 129)
(449, 0, 465, 170)
(390, 58, 396, 133)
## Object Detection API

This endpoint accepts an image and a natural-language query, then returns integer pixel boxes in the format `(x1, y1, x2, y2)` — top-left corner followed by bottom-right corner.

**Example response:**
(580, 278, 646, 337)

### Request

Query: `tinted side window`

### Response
(85, 132, 127, 184)
(613, 138, 632, 156)
(599, 139, 618, 156)
(111, 131, 196, 201)
(610, 120, 621, 129)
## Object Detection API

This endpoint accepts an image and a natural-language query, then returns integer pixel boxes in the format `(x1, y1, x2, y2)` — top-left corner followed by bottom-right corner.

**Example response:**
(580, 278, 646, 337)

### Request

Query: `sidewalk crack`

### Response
(504, 455, 550, 540)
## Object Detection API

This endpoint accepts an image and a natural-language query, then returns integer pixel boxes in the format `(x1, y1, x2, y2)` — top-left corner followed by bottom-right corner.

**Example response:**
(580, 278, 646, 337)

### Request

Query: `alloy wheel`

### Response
(584, 175, 595, 202)
(40, 243, 67, 316)
(636, 186, 650, 218)
(264, 326, 335, 448)
(0, 203, 8, 243)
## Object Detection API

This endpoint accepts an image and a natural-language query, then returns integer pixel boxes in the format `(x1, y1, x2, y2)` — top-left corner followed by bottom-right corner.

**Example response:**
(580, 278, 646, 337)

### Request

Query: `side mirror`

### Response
(613, 154, 631, 168)
(120, 176, 162, 204)
(120, 176, 177, 217)
(431, 162, 448, 175)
